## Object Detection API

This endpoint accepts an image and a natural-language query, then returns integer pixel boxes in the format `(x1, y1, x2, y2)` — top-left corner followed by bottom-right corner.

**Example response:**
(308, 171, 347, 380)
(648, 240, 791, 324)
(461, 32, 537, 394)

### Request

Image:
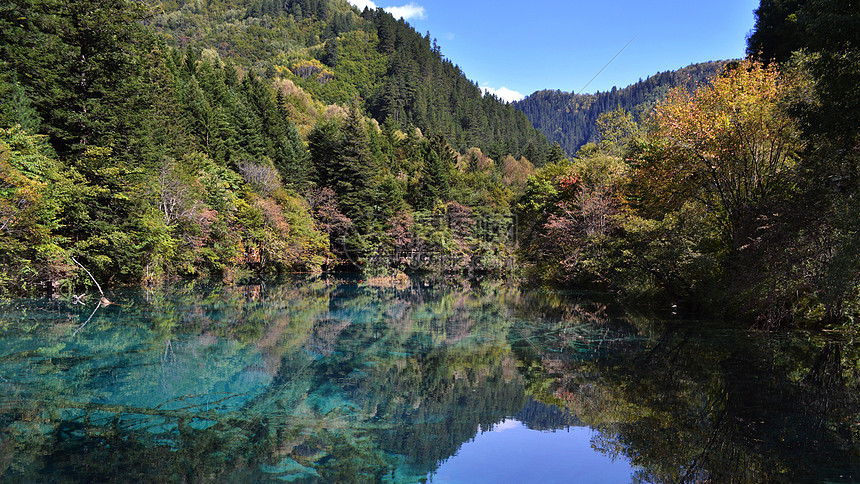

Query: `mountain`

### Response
(513, 61, 727, 156)
(146, 0, 552, 164)
(0, 0, 552, 294)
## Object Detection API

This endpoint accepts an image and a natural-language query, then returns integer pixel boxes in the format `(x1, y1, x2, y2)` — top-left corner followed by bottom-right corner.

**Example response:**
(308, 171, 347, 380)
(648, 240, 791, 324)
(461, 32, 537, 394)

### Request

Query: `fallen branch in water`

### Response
(71, 256, 111, 306)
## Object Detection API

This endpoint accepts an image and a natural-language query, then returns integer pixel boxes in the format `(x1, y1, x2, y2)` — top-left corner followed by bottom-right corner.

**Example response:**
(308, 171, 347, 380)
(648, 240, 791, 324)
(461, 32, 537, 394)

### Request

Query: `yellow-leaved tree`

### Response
(642, 59, 805, 250)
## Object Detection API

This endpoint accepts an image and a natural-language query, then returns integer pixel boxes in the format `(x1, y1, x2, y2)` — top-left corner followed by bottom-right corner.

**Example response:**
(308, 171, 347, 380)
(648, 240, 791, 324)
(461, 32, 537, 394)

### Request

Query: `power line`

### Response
(577, 35, 638, 95)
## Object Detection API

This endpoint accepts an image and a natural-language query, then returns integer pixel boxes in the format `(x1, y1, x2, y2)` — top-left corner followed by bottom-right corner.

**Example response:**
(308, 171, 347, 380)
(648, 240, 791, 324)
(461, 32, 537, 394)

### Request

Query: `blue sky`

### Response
(347, 0, 761, 101)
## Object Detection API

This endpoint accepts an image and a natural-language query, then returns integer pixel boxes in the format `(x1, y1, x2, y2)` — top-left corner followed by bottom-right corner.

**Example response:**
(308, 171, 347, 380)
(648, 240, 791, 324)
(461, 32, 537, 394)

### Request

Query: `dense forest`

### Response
(0, 0, 552, 295)
(514, 61, 726, 156)
(516, 0, 860, 327)
(1, 0, 859, 328)
(145, 0, 550, 161)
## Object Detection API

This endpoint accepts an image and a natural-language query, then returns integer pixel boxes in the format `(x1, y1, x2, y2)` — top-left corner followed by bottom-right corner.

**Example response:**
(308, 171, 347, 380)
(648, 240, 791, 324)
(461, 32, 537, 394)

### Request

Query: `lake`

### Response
(0, 276, 857, 482)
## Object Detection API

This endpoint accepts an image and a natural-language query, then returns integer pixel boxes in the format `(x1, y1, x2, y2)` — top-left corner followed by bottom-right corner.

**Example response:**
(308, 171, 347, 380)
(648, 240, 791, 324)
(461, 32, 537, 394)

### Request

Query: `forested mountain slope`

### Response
(0, 0, 551, 295)
(3, 0, 858, 329)
(514, 61, 725, 155)
(146, 0, 551, 163)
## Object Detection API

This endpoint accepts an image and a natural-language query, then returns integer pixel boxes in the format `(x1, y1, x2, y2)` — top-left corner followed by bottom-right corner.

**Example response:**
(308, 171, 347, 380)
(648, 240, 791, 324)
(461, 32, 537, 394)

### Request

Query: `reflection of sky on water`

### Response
(1, 281, 858, 483)
(430, 419, 634, 483)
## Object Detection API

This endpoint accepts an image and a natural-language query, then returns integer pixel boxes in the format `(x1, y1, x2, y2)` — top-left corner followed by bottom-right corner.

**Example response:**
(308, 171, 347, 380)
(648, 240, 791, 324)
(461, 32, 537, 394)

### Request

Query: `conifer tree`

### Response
(309, 120, 342, 189)
(414, 141, 451, 209)
(0, 71, 41, 132)
(338, 106, 379, 227)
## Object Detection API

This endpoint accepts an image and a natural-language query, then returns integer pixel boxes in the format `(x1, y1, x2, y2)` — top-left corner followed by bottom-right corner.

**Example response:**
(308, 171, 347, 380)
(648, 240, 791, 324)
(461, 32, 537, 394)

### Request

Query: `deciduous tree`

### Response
(643, 60, 804, 249)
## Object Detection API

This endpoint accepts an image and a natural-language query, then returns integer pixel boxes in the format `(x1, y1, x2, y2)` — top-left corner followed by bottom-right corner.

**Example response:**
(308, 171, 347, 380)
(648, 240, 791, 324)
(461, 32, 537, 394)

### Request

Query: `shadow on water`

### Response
(0, 276, 857, 482)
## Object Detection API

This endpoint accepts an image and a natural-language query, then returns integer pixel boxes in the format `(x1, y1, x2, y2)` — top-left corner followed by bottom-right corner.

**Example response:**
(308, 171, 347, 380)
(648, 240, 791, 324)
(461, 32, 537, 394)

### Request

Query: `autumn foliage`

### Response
(641, 59, 804, 248)
(517, 57, 857, 327)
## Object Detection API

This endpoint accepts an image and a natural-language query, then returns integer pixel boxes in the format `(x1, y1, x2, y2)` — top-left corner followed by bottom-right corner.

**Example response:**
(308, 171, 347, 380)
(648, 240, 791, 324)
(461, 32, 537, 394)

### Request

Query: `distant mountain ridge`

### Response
(514, 61, 728, 156)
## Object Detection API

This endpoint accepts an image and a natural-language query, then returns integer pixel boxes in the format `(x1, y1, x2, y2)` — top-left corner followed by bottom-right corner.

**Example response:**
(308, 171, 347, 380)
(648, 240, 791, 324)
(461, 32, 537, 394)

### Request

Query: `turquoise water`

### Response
(0, 277, 857, 482)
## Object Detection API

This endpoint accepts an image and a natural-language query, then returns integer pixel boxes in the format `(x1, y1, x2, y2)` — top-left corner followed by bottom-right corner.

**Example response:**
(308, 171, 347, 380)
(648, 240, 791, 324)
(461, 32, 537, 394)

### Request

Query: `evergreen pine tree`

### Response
(416, 143, 450, 209)
(338, 106, 379, 228)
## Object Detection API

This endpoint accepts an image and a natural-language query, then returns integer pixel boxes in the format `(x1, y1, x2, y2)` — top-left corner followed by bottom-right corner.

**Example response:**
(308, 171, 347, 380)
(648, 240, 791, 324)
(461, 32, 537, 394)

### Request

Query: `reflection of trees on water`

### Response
(515, 398, 583, 430)
(1, 278, 858, 482)
(514, 305, 860, 483)
(350, 344, 525, 471)
(0, 277, 533, 482)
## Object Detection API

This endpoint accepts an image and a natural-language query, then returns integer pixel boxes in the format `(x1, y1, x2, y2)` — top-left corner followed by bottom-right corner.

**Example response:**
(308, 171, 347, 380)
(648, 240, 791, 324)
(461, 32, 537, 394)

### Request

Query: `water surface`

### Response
(0, 277, 857, 482)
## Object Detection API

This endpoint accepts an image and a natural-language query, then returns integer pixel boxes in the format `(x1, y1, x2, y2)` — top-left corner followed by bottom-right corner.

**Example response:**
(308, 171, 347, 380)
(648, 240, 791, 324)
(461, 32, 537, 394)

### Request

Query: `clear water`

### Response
(0, 277, 857, 483)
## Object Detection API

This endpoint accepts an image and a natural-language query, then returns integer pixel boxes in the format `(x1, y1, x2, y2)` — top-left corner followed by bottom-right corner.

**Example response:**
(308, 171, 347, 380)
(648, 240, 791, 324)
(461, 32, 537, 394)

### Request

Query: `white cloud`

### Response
(385, 3, 426, 20)
(347, 0, 378, 10)
(492, 419, 521, 432)
(481, 85, 525, 103)
(347, 1, 426, 21)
